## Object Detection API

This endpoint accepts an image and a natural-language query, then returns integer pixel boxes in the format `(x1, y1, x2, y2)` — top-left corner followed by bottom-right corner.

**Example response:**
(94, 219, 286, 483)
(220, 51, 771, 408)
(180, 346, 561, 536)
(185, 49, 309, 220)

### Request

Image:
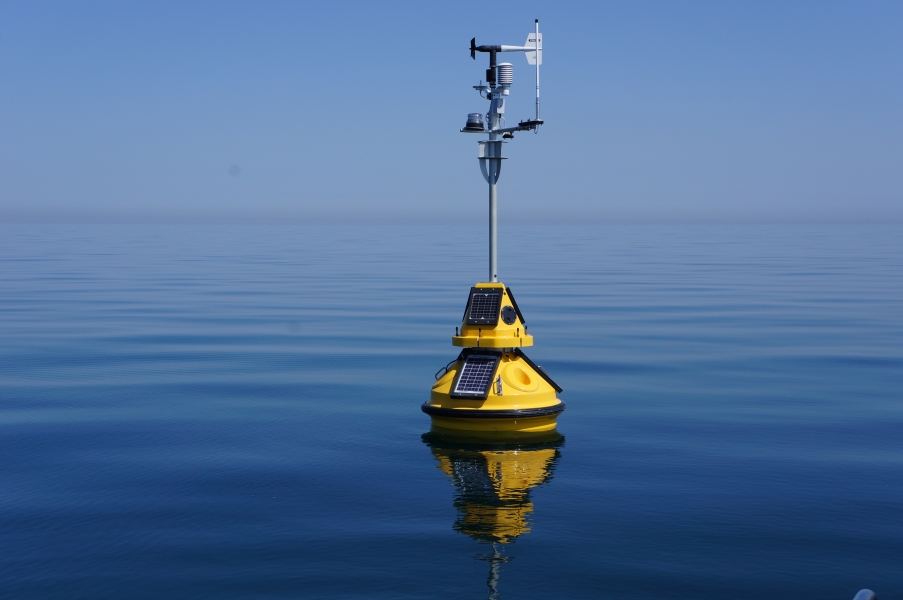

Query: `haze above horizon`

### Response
(1, 1, 901, 224)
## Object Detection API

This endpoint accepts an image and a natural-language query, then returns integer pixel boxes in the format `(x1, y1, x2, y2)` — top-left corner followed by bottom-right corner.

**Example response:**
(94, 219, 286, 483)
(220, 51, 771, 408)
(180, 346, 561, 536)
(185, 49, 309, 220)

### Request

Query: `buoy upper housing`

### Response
(452, 283, 533, 348)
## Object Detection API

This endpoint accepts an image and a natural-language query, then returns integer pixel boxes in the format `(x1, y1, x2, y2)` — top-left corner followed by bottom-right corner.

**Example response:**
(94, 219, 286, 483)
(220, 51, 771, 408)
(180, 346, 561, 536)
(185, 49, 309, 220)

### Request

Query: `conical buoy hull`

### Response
(425, 283, 564, 434)
(423, 347, 564, 433)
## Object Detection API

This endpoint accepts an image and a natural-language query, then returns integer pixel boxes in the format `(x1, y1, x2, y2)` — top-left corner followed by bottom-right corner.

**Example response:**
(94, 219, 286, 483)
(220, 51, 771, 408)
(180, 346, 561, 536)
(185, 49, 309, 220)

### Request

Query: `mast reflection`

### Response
(422, 429, 564, 599)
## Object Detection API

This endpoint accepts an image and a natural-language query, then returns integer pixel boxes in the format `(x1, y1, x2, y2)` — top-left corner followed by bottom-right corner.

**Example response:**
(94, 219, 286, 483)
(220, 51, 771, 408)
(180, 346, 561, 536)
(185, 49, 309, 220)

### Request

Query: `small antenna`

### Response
(534, 19, 540, 122)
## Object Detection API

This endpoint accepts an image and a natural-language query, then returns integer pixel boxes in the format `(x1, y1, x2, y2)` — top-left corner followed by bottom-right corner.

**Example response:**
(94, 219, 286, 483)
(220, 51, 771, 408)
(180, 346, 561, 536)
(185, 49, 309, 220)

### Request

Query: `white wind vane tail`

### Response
(524, 33, 542, 65)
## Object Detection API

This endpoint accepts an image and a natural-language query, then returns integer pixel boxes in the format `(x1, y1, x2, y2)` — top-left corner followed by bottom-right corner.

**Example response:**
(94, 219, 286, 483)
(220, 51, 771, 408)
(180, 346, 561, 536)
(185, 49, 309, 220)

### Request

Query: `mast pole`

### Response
(488, 49, 499, 283)
(489, 178, 498, 282)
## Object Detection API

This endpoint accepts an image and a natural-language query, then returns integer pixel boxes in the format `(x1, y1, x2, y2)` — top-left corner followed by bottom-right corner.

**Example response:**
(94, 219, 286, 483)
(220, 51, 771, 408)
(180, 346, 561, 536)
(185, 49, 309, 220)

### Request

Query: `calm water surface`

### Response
(1, 224, 901, 599)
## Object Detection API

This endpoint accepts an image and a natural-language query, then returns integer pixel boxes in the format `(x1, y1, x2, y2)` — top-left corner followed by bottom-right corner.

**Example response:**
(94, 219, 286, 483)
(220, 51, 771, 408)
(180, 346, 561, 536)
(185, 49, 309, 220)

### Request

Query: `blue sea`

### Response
(1, 224, 901, 599)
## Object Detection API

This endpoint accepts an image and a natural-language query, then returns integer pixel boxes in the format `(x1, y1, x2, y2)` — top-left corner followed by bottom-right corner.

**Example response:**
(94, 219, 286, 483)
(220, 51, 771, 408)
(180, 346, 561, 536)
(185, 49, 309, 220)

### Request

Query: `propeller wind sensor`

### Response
(459, 19, 544, 284)
(462, 19, 543, 136)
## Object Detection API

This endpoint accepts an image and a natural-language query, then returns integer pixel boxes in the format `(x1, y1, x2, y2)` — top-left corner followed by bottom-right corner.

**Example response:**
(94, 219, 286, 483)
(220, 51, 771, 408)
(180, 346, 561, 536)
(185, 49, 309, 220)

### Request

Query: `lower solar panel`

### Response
(449, 352, 501, 399)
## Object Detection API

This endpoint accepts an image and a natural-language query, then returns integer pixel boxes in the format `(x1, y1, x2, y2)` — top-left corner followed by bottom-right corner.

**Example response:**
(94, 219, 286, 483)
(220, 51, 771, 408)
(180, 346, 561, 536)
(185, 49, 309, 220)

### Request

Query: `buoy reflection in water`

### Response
(422, 430, 564, 599)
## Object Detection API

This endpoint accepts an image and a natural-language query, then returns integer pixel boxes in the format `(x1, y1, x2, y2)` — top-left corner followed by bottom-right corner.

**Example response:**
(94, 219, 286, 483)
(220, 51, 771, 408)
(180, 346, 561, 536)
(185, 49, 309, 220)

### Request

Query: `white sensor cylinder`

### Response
(497, 63, 513, 86)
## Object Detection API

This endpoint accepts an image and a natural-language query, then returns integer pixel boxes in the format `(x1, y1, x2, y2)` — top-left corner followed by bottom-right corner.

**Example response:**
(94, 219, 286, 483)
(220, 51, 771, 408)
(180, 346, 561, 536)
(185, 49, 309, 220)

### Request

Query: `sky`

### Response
(1, 0, 901, 224)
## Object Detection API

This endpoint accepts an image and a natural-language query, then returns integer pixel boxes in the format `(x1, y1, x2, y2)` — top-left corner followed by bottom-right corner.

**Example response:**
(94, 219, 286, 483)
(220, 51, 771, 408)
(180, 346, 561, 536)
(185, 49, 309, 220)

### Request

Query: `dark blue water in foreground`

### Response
(1, 224, 901, 599)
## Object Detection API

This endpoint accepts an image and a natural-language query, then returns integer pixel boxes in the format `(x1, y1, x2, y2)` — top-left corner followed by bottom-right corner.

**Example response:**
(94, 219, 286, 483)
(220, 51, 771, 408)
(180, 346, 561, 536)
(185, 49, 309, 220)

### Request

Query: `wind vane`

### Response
(462, 19, 543, 282)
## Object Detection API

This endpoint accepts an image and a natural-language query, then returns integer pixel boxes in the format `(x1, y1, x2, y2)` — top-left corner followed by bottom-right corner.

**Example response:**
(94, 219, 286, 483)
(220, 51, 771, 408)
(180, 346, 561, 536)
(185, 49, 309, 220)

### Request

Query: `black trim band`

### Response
(421, 401, 566, 419)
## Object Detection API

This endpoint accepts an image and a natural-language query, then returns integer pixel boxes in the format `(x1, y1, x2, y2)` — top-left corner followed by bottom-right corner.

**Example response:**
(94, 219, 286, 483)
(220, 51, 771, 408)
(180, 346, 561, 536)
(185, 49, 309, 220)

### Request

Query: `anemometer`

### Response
(461, 20, 543, 283)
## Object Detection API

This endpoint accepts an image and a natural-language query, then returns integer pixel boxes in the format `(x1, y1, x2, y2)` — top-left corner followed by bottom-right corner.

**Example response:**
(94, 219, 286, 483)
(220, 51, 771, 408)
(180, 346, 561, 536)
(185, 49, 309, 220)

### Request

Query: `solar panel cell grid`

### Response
(467, 291, 501, 323)
(453, 356, 498, 395)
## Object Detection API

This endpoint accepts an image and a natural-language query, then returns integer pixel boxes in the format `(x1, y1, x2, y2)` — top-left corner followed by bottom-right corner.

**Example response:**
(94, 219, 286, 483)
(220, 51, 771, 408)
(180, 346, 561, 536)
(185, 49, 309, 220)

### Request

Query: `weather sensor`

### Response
(463, 19, 543, 283)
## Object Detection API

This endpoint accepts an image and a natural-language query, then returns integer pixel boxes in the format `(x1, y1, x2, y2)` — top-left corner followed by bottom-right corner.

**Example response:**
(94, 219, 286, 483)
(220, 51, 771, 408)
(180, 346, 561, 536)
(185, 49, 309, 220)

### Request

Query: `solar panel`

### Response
(465, 288, 502, 325)
(450, 353, 501, 398)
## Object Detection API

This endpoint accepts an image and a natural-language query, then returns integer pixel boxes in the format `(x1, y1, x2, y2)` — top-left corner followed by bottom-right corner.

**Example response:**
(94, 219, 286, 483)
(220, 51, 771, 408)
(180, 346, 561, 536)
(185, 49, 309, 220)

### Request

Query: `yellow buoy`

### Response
(428, 21, 561, 433)
(422, 283, 564, 433)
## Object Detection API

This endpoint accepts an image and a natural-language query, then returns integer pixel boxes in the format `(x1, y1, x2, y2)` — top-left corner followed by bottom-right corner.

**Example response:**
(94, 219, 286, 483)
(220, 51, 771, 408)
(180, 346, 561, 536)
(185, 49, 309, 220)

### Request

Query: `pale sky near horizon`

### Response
(1, 1, 901, 224)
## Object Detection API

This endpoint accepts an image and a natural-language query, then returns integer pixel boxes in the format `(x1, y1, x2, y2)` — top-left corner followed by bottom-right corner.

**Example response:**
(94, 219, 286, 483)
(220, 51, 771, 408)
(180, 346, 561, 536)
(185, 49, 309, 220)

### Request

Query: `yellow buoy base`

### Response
(423, 350, 564, 433)
(425, 413, 561, 433)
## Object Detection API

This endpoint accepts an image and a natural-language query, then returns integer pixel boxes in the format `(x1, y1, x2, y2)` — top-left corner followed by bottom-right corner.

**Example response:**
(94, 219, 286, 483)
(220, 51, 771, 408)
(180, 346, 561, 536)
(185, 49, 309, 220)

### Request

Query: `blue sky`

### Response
(1, 1, 901, 224)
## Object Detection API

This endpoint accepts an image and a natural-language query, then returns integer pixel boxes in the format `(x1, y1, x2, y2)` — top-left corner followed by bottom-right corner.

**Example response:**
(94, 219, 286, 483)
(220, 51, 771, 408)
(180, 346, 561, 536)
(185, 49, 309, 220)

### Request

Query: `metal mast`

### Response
(462, 20, 543, 283)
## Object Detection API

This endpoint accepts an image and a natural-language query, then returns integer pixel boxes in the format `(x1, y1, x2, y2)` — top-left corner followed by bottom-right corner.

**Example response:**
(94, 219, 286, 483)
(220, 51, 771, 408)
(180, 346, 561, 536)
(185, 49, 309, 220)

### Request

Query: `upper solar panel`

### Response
(465, 287, 502, 325)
